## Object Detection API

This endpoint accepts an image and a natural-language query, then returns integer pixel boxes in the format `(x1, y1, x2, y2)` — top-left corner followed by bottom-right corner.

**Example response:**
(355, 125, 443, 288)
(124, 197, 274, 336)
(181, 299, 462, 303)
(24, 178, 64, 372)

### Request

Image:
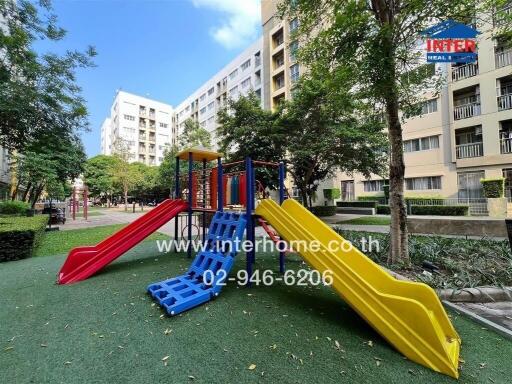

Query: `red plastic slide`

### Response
(58, 199, 188, 284)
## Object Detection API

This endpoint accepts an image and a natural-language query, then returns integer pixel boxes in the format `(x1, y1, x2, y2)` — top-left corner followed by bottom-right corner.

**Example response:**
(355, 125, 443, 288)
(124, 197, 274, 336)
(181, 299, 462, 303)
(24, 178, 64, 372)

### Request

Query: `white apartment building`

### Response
(101, 91, 174, 166)
(174, 38, 263, 146)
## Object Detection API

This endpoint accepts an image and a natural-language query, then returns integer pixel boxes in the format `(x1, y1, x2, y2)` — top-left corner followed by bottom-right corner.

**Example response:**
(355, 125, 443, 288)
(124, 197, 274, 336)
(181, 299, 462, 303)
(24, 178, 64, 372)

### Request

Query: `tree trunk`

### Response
(386, 89, 409, 265)
(31, 183, 45, 209)
(11, 180, 20, 200)
(22, 182, 32, 202)
(124, 188, 128, 211)
(300, 187, 309, 208)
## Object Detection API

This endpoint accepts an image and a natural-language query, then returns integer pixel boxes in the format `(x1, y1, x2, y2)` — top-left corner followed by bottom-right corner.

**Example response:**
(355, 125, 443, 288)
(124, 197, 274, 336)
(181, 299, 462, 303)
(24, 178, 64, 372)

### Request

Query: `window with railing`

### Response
(290, 64, 300, 83)
(274, 74, 285, 90)
(453, 91, 481, 120)
(495, 43, 512, 68)
(458, 171, 484, 199)
(500, 120, 512, 154)
(274, 52, 284, 69)
(497, 79, 512, 111)
(451, 62, 479, 81)
(255, 52, 261, 67)
(494, 1, 512, 27)
(273, 29, 284, 48)
(455, 126, 483, 158)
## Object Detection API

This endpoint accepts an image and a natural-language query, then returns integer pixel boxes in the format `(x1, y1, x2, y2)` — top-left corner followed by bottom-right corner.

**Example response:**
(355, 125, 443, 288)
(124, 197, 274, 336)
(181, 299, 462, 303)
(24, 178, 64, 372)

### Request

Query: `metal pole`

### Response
(72, 186, 76, 221)
(278, 161, 285, 273)
(202, 158, 207, 245)
(174, 156, 180, 243)
(84, 186, 88, 220)
(245, 157, 255, 285)
(217, 157, 223, 212)
(187, 152, 193, 258)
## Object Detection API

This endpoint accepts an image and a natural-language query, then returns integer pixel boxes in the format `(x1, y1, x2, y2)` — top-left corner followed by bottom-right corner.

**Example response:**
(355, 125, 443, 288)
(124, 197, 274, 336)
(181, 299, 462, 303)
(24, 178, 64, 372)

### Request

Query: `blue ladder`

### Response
(147, 211, 247, 315)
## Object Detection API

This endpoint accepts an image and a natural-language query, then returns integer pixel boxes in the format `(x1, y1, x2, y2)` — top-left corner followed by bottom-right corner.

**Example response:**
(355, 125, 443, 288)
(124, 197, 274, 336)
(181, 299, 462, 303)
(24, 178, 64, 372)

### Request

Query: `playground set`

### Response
(57, 147, 461, 378)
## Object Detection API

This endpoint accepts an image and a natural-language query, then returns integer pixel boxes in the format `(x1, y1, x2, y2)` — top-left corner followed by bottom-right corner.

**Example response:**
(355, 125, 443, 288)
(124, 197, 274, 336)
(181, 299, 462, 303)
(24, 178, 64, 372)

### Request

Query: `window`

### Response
(363, 180, 386, 192)
(159, 122, 168, 128)
(241, 77, 251, 88)
(422, 98, 438, 114)
(123, 127, 136, 134)
(403, 135, 440, 152)
(289, 40, 299, 61)
(200, 120, 206, 128)
(241, 59, 251, 71)
(229, 69, 238, 79)
(458, 171, 484, 199)
(290, 64, 300, 83)
(229, 86, 238, 97)
(405, 176, 441, 190)
(200, 93, 206, 102)
(207, 101, 215, 111)
(123, 114, 135, 121)
(200, 107, 206, 115)
(289, 18, 299, 33)
(207, 116, 215, 125)
(208, 87, 214, 96)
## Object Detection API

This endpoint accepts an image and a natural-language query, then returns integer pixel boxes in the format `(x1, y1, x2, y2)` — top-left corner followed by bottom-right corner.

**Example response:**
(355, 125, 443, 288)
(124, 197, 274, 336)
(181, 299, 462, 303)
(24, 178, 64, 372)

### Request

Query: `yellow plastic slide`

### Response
(255, 199, 460, 378)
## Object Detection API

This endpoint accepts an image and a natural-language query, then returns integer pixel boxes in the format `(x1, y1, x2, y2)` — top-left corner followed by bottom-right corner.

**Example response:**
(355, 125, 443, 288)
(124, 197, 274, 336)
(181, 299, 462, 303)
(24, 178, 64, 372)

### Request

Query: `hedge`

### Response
(410, 205, 469, 216)
(357, 196, 385, 203)
(481, 178, 505, 198)
(0, 200, 30, 215)
(0, 216, 48, 262)
(336, 201, 378, 208)
(323, 188, 341, 201)
(377, 205, 390, 214)
(309, 205, 336, 217)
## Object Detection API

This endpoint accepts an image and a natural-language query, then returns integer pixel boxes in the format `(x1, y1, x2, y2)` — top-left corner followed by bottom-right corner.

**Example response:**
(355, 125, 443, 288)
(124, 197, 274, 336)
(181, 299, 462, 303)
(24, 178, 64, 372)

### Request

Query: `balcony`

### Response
(494, 3, 512, 27)
(455, 142, 483, 159)
(498, 93, 512, 110)
(139, 135, 146, 141)
(501, 137, 512, 154)
(148, 135, 156, 143)
(495, 48, 512, 68)
(451, 63, 478, 81)
(148, 147, 156, 155)
(453, 100, 481, 120)
(139, 146, 146, 153)
(255, 55, 261, 68)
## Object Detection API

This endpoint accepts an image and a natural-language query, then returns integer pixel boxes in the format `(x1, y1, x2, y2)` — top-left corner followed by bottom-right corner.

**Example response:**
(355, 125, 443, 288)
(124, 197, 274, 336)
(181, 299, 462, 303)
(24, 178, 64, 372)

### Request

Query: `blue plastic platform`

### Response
(148, 211, 247, 315)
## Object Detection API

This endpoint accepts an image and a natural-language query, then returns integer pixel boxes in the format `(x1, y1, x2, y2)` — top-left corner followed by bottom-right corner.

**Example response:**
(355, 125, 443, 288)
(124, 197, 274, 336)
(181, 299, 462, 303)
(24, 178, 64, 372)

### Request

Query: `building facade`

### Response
(174, 38, 263, 146)
(101, 91, 174, 166)
(261, 0, 512, 205)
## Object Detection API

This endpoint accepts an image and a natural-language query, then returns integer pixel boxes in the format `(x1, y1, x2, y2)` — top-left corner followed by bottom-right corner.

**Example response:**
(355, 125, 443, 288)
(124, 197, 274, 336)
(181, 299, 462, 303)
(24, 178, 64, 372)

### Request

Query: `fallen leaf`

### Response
(368, 340, 374, 347)
(4, 347, 13, 351)
(188, 375, 195, 380)
(162, 356, 169, 361)
(248, 364, 256, 370)
(40, 344, 47, 348)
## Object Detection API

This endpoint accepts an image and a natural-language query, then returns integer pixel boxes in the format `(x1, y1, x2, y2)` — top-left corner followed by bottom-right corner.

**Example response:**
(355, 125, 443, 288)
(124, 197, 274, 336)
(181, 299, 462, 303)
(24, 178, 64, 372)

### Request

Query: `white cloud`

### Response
(191, 0, 261, 50)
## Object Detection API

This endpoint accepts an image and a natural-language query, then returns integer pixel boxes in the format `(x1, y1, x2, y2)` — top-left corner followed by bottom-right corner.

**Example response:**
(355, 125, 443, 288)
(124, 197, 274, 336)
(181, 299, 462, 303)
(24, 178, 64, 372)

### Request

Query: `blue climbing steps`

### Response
(148, 211, 247, 315)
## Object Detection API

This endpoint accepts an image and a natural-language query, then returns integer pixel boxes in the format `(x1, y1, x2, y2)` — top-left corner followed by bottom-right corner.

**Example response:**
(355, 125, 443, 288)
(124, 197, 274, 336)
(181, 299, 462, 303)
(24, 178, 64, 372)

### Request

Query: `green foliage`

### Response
(383, 185, 390, 200)
(358, 195, 385, 203)
(0, 200, 30, 215)
(83, 155, 120, 197)
(410, 205, 469, 216)
(179, 119, 212, 149)
(0, 215, 47, 262)
(323, 188, 341, 201)
(217, 91, 285, 190)
(308, 205, 336, 217)
(481, 178, 505, 198)
(0, 0, 96, 152)
(157, 145, 180, 195)
(336, 229, 512, 289)
(337, 201, 377, 208)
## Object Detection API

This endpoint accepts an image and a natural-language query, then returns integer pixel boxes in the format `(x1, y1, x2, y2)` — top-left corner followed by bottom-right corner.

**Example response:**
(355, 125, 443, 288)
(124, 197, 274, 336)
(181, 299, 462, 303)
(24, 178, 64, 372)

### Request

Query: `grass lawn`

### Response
(1, 242, 511, 383)
(35, 224, 169, 257)
(338, 216, 391, 225)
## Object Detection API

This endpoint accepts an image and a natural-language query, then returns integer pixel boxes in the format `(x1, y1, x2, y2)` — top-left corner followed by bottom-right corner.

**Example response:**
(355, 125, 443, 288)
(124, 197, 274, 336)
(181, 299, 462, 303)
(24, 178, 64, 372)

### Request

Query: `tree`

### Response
(216, 91, 286, 190)
(112, 138, 135, 211)
(130, 162, 157, 201)
(83, 155, 119, 206)
(279, 69, 387, 207)
(157, 144, 180, 197)
(0, 0, 96, 152)
(179, 119, 212, 149)
(281, 0, 511, 264)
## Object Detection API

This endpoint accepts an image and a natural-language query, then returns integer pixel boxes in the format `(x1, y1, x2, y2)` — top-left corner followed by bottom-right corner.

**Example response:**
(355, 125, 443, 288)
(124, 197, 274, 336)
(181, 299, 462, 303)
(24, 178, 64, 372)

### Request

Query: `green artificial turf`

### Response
(34, 224, 169, 257)
(1, 243, 511, 383)
(338, 216, 391, 226)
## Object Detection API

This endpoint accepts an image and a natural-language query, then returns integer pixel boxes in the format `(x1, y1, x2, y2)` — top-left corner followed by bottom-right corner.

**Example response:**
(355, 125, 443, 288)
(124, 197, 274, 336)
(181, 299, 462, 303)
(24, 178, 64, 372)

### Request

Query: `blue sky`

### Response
(36, 0, 261, 157)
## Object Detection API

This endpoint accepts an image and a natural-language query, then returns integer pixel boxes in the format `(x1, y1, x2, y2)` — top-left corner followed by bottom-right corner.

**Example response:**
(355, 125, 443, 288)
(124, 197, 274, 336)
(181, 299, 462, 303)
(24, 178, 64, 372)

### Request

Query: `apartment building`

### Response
(101, 91, 174, 166)
(261, 0, 512, 204)
(174, 38, 263, 146)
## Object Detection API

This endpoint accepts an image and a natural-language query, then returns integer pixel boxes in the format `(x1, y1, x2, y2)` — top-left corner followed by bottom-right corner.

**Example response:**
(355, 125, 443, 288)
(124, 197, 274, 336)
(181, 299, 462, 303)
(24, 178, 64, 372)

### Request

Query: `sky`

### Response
(35, 0, 261, 158)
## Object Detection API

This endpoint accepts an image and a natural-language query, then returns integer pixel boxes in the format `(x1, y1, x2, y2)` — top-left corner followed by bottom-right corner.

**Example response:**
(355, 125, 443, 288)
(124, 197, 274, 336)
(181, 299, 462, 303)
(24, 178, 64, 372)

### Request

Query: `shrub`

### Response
(337, 201, 377, 208)
(323, 188, 341, 201)
(357, 196, 386, 204)
(383, 185, 389, 200)
(309, 205, 336, 217)
(481, 178, 505, 198)
(0, 216, 48, 262)
(410, 205, 468, 216)
(376, 205, 390, 214)
(405, 196, 445, 205)
(0, 200, 30, 215)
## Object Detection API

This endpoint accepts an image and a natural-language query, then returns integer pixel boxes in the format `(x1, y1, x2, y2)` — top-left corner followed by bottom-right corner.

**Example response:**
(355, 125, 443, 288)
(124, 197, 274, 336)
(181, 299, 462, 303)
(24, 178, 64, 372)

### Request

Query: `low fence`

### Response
(407, 198, 488, 216)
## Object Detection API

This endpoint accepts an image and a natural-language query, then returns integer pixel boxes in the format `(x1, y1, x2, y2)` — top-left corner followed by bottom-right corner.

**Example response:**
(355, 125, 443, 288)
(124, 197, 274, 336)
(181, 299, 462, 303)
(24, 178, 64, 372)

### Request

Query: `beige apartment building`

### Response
(261, 0, 512, 205)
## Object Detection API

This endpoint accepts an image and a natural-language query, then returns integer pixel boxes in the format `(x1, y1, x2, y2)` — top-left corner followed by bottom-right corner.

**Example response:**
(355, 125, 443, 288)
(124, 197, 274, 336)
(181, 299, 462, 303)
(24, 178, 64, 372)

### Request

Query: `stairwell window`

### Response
(290, 64, 300, 83)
